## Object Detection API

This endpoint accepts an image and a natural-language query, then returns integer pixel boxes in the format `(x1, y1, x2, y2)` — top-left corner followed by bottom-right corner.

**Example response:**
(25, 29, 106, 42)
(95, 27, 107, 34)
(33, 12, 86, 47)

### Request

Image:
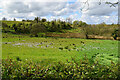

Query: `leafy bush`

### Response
(2, 56, 119, 79)
(82, 24, 118, 37)
(112, 29, 120, 40)
(12, 23, 30, 34)
(73, 21, 87, 29)
(30, 23, 46, 36)
(2, 22, 10, 33)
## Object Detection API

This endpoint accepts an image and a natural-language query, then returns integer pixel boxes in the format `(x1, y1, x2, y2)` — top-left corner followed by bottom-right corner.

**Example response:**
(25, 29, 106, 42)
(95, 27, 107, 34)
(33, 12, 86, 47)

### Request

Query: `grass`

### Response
(2, 33, 118, 66)
(2, 21, 31, 27)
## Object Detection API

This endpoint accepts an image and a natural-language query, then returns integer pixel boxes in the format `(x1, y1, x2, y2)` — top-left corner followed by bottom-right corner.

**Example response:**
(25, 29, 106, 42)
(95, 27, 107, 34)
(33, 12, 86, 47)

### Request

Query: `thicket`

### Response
(2, 56, 119, 79)
(82, 23, 118, 39)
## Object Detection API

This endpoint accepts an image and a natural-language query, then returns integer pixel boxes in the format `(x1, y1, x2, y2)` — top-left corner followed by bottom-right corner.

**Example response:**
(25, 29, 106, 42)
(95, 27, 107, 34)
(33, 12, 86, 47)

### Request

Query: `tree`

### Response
(73, 20, 79, 28)
(66, 18, 72, 24)
(14, 18, 16, 21)
(2, 17, 7, 21)
(15, 23, 23, 33)
(78, 21, 82, 27)
(30, 23, 46, 36)
(49, 21, 58, 32)
(112, 29, 120, 40)
(22, 19, 25, 22)
(12, 24, 17, 31)
(34, 17, 40, 23)
(60, 21, 66, 29)
(73, 21, 87, 28)
(2, 23, 9, 32)
(44, 22, 49, 30)
(41, 18, 47, 22)
(65, 23, 72, 30)
(27, 19, 33, 22)
(81, 22, 87, 27)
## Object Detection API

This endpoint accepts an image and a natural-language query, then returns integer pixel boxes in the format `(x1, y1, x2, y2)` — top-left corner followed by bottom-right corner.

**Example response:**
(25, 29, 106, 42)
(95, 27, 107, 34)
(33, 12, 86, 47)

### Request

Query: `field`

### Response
(1, 1, 119, 78)
(2, 33, 118, 66)
(2, 23, 119, 79)
(2, 21, 31, 26)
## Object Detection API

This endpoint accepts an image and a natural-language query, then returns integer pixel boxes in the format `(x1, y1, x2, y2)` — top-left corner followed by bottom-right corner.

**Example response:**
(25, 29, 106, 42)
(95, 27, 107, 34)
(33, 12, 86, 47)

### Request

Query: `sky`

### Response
(0, 0, 118, 24)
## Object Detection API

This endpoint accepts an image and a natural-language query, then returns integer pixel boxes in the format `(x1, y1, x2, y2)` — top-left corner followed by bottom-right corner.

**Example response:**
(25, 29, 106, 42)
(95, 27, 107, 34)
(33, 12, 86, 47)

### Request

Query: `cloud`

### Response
(68, 1, 118, 24)
(79, 14, 118, 24)
(0, 0, 118, 24)
(1, 1, 68, 18)
(81, 2, 118, 16)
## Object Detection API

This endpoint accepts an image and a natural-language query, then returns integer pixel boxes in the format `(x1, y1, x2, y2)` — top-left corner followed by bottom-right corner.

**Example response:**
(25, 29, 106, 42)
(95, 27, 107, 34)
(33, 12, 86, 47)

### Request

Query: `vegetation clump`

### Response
(2, 56, 119, 79)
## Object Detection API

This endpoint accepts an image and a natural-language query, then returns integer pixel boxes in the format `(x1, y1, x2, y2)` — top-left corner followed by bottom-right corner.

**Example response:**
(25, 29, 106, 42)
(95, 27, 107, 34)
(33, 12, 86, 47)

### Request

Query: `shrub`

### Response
(48, 21, 61, 32)
(2, 22, 10, 33)
(112, 29, 119, 40)
(82, 24, 118, 37)
(2, 56, 119, 79)
(30, 23, 46, 36)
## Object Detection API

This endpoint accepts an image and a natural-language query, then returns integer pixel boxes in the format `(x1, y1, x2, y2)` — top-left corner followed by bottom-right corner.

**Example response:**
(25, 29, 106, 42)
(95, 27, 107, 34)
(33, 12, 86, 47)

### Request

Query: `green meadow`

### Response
(1, 1, 119, 78)
(2, 20, 119, 79)
(2, 33, 118, 66)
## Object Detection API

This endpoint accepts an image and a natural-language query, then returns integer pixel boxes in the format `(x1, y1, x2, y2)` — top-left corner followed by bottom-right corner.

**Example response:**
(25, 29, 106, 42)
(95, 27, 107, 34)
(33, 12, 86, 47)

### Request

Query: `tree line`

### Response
(2, 17, 87, 36)
(2, 17, 119, 39)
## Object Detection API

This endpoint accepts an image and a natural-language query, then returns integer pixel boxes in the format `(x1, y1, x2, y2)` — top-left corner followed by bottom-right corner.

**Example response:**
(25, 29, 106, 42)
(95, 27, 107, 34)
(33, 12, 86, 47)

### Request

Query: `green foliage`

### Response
(2, 22, 10, 33)
(48, 20, 72, 32)
(22, 19, 25, 22)
(12, 23, 16, 30)
(73, 21, 79, 28)
(12, 23, 30, 34)
(41, 18, 47, 22)
(2, 18, 119, 39)
(59, 21, 66, 29)
(2, 21, 31, 27)
(65, 23, 72, 30)
(2, 56, 119, 79)
(112, 29, 119, 40)
(37, 33, 46, 37)
(34, 17, 40, 23)
(15, 23, 22, 33)
(73, 21, 87, 28)
(49, 21, 60, 32)
(30, 23, 46, 36)
(82, 24, 118, 37)
(2, 18, 72, 35)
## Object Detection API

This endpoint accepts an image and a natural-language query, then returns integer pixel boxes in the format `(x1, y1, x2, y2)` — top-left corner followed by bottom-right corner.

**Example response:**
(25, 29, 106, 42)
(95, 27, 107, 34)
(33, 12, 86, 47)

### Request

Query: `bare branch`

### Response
(105, 2, 118, 7)
(79, 0, 118, 12)
(81, 0, 89, 11)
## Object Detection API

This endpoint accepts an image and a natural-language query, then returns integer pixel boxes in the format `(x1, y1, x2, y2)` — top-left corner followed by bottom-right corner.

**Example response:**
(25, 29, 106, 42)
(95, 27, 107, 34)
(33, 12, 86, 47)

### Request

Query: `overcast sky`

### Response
(0, 0, 118, 24)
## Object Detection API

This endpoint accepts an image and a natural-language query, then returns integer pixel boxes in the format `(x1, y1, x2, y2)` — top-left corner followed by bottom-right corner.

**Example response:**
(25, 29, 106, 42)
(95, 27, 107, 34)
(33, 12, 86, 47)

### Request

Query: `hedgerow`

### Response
(2, 56, 119, 79)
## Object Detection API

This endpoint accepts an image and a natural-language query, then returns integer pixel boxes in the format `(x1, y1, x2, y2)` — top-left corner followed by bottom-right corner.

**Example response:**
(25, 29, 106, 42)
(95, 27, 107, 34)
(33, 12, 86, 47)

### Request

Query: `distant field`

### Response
(2, 33, 118, 66)
(2, 21, 31, 27)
